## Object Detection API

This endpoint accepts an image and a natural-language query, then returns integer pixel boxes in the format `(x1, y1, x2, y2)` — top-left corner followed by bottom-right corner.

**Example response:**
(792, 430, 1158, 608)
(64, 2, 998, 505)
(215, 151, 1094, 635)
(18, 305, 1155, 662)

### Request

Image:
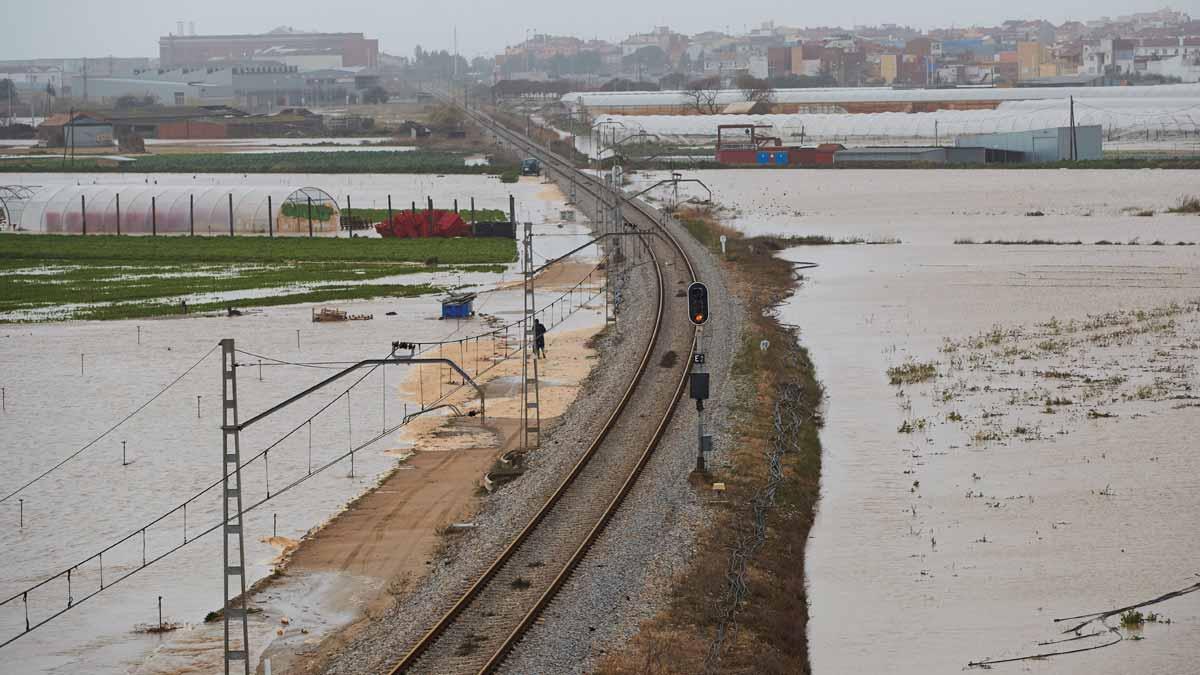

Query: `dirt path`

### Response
(256, 324, 603, 673)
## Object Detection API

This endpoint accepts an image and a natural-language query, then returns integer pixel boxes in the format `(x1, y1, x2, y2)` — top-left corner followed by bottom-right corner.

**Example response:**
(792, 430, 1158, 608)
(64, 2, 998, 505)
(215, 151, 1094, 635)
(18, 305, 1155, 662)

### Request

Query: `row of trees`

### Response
(682, 73, 774, 114)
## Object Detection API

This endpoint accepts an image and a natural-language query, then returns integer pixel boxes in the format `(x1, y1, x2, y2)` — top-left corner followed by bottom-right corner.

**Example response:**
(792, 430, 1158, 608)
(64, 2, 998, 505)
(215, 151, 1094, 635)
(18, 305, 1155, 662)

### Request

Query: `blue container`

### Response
(441, 295, 475, 319)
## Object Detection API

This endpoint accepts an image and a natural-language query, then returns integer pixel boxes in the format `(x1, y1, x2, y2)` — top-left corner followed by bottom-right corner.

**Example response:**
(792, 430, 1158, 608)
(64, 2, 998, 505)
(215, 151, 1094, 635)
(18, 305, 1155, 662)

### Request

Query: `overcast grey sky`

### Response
(3, 0, 1181, 60)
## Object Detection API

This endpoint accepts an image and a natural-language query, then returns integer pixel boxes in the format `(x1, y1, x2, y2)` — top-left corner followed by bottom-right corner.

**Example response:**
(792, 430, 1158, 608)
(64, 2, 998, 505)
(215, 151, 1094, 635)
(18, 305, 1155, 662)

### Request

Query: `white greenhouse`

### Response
(10, 185, 340, 236)
(587, 96, 1200, 146)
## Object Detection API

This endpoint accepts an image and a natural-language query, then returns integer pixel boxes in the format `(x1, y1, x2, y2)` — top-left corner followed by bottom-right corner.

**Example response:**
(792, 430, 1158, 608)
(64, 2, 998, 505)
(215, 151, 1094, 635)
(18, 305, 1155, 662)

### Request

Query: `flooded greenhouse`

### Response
(9, 185, 341, 236)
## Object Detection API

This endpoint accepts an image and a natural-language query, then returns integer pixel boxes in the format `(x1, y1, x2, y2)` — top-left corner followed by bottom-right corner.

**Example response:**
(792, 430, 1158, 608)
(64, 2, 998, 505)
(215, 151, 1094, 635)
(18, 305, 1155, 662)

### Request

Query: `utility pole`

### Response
(1069, 95, 1078, 161)
(520, 207, 541, 452)
(219, 339, 251, 675)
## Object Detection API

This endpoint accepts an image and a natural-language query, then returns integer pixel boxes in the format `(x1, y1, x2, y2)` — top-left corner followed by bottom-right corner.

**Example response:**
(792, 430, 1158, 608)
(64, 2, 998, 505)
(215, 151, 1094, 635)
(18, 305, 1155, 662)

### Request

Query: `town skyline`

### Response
(2, 0, 1190, 61)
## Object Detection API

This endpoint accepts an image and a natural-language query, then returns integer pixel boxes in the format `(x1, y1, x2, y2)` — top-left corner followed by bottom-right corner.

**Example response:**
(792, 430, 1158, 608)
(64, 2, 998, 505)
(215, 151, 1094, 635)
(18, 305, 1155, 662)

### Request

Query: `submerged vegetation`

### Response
(887, 361, 938, 385)
(1166, 195, 1200, 214)
(0, 233, 516, 321)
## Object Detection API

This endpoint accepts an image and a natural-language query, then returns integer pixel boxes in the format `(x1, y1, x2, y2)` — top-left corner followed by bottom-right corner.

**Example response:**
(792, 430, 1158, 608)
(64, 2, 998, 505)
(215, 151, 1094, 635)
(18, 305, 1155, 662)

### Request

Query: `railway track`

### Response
(385, 101, 698, 674)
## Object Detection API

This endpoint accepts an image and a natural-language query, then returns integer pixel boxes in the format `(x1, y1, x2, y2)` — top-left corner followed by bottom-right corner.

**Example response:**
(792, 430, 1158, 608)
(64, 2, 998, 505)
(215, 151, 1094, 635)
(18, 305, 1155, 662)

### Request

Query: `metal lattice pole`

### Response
(219, 339, 250, 675)
(522, 221, 541, 452)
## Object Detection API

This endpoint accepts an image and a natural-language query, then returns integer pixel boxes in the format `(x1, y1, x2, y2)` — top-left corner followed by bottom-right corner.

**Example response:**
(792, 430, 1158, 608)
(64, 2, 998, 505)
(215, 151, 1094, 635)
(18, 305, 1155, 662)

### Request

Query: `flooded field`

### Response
(640, 170, 1200, 673)
(0, 174, 599, 673)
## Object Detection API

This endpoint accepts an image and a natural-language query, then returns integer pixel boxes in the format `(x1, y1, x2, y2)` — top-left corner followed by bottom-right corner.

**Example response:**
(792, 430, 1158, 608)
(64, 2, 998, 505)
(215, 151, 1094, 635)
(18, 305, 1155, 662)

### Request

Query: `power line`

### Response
(0, 349, 389, 647)
(0, 342, 221, 505)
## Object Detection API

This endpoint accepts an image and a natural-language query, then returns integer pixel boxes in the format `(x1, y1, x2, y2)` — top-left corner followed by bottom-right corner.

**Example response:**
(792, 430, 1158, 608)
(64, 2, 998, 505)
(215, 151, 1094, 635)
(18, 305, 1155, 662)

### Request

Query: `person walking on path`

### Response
(534, 319, 547, 359)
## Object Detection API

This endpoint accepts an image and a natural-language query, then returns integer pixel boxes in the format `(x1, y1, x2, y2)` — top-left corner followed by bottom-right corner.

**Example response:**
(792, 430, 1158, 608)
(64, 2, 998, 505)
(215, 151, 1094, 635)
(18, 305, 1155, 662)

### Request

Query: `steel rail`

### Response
(386, 92, 698, 674)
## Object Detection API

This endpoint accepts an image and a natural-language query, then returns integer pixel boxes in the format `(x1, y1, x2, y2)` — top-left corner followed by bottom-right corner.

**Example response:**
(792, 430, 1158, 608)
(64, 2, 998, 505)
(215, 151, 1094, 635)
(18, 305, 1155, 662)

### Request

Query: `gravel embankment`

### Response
(324, 193, 658, 675)
(500, 198, 745, 673)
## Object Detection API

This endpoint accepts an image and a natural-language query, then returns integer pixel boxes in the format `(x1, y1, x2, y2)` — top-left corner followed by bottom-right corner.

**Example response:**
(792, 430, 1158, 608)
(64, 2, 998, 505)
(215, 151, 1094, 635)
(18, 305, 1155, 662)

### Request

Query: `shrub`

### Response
(887, 361, 937, 386)
(1121, 610, 1145, 628)
(1167, 195, 1200, 214)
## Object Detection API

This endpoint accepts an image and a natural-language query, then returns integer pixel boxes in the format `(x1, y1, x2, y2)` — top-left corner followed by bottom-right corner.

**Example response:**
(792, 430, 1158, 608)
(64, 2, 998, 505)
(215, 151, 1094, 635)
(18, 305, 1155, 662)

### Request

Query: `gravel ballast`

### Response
(499, 195, 744, 673)
(324, 179, 660, 675)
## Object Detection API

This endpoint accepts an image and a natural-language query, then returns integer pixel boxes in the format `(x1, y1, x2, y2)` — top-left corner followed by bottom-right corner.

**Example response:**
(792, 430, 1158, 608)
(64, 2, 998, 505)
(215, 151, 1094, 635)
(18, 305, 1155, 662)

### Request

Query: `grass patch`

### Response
(0, 150, 517, 175)
(955, 238, 1082, 245)
(78, 283, 442, 321)
(1167, 195, 1200, 214)
(0, 233, 516, 265)
(887, 361, 937, 385)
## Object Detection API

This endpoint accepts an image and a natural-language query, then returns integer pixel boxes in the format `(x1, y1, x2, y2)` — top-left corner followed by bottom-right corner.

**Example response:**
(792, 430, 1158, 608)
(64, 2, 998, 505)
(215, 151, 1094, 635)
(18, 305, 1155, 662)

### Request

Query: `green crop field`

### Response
(0, 151, 519, 175)
(0, 233, 516, 322)
(0, 233, 516, 265)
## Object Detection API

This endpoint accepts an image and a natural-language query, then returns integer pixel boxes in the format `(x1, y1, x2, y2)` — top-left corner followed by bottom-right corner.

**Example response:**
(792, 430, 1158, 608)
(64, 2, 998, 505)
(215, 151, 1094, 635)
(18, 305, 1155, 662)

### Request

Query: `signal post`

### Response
(688, 282, 711, 472)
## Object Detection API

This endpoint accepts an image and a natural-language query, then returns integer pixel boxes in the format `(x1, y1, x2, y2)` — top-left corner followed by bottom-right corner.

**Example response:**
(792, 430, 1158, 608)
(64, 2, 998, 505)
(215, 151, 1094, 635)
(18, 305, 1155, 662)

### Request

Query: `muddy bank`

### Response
(594, 207, 824, 674)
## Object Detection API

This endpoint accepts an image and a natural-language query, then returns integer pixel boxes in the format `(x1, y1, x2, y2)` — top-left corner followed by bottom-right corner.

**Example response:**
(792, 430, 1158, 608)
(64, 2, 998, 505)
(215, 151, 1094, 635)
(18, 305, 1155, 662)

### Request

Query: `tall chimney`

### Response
(189, 21, 196, 36)
(177, 21, 184, 36)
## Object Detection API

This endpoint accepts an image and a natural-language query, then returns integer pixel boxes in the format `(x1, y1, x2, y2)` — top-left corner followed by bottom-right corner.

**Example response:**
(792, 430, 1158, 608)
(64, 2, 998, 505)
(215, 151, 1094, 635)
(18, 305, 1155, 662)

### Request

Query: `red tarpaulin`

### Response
(375, 209, 471, 238)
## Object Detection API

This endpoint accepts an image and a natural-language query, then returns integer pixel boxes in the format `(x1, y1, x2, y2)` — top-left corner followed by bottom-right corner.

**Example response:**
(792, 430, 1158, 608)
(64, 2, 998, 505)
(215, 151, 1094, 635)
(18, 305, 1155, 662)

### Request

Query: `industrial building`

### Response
(956, 125, 1102, 162)
(159, 29, 379, 69)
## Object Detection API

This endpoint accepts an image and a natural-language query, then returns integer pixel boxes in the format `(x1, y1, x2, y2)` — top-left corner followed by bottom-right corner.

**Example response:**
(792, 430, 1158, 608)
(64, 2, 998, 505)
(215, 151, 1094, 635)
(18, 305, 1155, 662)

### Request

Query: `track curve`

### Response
(387, 97, 698, 675)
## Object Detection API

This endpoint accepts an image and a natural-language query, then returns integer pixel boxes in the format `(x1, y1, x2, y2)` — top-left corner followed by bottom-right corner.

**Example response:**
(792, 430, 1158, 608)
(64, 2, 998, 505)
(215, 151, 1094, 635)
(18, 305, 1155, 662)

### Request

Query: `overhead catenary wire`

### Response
(0, 347, 390, 646)
(0, 398, 428, 649)
(0, 342, 221, 505)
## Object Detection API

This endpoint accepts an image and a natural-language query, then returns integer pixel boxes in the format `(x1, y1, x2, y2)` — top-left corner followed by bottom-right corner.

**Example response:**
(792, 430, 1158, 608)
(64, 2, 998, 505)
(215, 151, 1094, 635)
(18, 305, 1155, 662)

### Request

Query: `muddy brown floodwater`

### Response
(637, 170, 1200, 674)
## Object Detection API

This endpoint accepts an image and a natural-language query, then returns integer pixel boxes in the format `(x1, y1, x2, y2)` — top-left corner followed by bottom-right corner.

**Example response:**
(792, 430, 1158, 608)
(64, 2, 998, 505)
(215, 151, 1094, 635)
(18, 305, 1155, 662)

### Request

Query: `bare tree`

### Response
(684, 77, 721, 115)
(736, 73, 774, 107)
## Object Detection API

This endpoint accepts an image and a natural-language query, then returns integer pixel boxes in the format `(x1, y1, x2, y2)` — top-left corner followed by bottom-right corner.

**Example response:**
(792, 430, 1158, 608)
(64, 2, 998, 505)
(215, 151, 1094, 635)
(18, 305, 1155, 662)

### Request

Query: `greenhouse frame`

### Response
(13, 185, 341, 236)
(0, 185, 38, 232)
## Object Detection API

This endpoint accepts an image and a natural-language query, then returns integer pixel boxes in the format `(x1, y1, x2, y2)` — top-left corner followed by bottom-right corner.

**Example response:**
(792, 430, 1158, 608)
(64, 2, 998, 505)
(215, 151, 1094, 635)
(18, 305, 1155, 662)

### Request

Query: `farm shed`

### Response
(37, 113, 114, 148)
(15, 185, 340, 235)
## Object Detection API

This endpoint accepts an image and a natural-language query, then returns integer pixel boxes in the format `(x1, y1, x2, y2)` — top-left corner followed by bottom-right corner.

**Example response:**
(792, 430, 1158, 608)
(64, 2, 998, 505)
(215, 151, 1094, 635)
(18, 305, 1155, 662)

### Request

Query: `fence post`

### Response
(307, 196, 314, 237)
(81, 194, 86, 235)
(151, 196, 157, 236)
(427, 197, 434, 238)
(116, 193, 121, 235)
(267, 195, 273, 237)
(189, 194, 194, 236)
(470, 196, 475, 224)
(454, 198, 458, 213)
(346, 194, 352, 233)
(387, 194, 392, 226)
(228, 193, 234, 237)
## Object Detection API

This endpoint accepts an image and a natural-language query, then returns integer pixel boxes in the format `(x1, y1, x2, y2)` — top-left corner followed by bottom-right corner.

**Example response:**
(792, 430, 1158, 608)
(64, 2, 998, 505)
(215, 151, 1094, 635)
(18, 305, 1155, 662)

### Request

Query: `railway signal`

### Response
(688, 281, 713, 472)
(688, 282, 709, 325)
